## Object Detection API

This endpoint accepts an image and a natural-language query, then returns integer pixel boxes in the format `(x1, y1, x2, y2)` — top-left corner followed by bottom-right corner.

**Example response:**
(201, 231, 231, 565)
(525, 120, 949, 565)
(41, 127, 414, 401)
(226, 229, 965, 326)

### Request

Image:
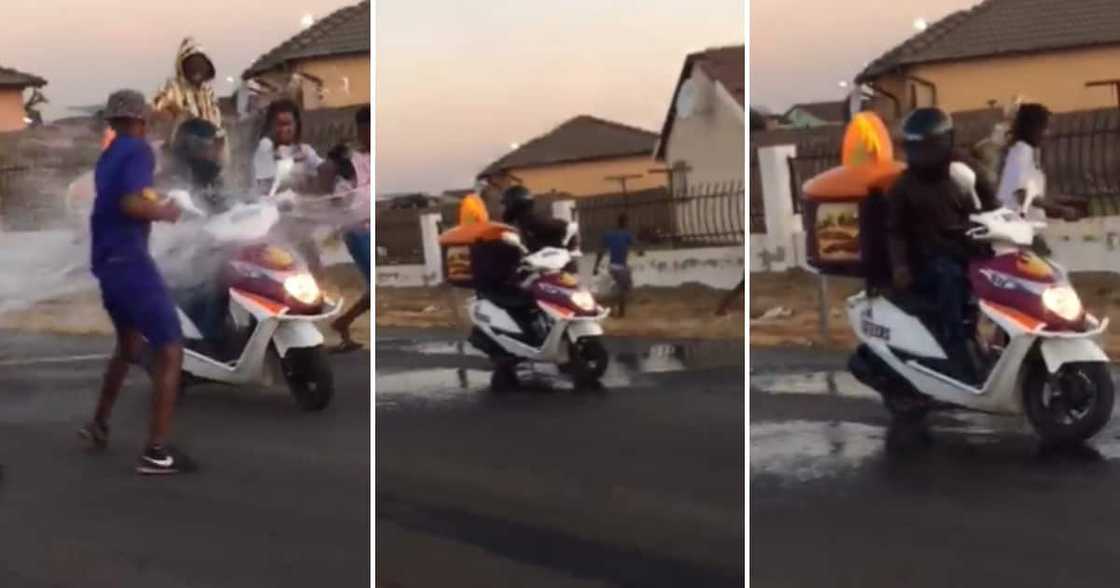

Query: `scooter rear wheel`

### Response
(281, 346, 334, 411)
(1024, 360, 1113, 445)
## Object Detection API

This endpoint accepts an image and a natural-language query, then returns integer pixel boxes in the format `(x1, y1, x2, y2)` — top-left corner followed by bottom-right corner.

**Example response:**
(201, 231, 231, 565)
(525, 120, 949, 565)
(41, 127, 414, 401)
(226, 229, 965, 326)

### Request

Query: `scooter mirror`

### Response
(500, 230, 528, 252)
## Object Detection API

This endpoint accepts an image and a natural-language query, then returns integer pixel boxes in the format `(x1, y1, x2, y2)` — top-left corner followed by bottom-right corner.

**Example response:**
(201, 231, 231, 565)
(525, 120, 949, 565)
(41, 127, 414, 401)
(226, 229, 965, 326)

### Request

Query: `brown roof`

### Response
(243, 1, 369, 79)
(783, 101, 846, 123)
(694, 46, 744, 107)
(0, 65, 46, 88)
(655, 45, 744, 159)
(858, 0, 1120, 82)
(478, 115, 658, 178)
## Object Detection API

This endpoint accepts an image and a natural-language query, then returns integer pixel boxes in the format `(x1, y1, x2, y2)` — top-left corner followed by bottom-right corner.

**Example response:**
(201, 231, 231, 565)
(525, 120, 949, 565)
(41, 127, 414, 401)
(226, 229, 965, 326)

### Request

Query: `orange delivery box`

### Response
(437, 193, 516, 288)
(800, 112, 905, 277)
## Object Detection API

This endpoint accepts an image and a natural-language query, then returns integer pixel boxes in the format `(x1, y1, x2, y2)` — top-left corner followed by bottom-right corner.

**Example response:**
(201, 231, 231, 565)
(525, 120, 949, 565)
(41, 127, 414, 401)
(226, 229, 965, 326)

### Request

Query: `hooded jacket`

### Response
(153, 38, 222, 130)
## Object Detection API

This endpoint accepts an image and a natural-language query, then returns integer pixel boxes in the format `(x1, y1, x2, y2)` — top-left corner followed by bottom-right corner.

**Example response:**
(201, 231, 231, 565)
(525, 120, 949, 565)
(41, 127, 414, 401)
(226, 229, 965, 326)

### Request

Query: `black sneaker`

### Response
(78, 421, 110, 450)
(136, 445, 195, 475)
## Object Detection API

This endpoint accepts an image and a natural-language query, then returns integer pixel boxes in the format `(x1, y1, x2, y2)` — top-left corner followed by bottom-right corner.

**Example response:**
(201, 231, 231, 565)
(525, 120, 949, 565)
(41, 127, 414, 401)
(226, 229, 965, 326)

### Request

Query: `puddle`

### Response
(375, 368, 491, 407)
(375, 364, 636, 408)
(751, 420, 885, 482)
(751, 371, 879, 400)
(397, 340, 485, 358)
(390, 338, 743, 376)
(752, 417, 1120, 484)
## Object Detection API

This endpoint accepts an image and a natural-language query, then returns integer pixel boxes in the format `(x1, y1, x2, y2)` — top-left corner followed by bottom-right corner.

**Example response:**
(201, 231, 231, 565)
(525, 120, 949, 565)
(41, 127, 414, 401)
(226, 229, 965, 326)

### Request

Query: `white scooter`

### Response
(158, 162, 343, 411)
(848, 189, 1113, 445)
(467, 230, 610, 391)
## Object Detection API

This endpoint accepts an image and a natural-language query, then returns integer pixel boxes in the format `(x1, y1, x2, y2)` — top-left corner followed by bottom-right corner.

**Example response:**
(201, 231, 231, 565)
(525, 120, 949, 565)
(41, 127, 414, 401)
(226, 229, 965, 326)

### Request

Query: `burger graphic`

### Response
(815, 204, 859, 261)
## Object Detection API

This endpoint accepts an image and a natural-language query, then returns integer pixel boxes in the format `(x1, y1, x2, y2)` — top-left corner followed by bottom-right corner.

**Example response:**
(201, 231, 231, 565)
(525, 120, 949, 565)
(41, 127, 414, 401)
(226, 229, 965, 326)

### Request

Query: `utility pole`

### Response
(605, 174, 643, 194)
(605, 173, 643, 212)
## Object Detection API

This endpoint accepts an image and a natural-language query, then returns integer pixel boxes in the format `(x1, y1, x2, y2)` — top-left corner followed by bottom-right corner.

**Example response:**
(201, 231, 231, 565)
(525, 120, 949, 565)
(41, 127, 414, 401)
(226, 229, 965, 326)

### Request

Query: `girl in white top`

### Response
(995, 103, 1082, 222)
(252, 99, 323, 197)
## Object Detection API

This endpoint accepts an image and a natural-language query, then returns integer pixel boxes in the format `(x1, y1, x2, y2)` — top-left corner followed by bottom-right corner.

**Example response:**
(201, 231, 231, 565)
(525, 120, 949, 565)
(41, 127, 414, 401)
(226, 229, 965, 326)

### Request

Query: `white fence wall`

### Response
(375, 205, 745, 290)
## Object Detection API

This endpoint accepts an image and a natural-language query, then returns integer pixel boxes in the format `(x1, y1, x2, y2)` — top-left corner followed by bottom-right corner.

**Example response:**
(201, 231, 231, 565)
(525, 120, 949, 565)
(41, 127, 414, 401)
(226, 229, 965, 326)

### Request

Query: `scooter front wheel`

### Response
(281, 346, 334, 411)
(568, 337, 609, 388)
(1024, 360, 1114, 445)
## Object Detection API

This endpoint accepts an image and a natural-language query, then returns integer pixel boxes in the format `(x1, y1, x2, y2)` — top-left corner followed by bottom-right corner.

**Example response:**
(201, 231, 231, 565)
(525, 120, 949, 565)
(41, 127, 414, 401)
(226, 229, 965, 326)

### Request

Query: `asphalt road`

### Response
(375, 329, 746, 588)
(0, 331, 370, 587)
(751, 347, 1120, 588)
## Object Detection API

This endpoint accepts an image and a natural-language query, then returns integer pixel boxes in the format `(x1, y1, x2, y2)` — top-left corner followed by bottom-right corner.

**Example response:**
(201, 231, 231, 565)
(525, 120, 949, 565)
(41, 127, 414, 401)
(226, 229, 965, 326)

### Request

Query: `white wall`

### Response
(375, 264, 432, 288)
(577, 246, 743, 289)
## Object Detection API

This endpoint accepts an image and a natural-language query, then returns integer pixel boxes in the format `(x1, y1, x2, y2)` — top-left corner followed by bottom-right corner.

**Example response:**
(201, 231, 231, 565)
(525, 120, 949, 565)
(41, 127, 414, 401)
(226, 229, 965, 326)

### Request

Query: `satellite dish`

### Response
(676, 76, 711, 119)
(677, 79, 698, 119)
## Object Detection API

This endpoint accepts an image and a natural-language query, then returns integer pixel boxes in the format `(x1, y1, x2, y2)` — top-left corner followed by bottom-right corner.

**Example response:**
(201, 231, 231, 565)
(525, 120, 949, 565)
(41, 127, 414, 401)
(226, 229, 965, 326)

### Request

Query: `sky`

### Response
(375, 0, 744, 194)
(3, 0, 356, 122)
(750, 0, 979, 114)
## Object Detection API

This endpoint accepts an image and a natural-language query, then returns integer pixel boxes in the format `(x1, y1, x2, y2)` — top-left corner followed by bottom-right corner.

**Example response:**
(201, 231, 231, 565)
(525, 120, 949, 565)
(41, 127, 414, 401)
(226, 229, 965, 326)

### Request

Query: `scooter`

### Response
(467, 231, 610, 391)
(848, 189, 1114, 445)
(159, 168, 343, 411)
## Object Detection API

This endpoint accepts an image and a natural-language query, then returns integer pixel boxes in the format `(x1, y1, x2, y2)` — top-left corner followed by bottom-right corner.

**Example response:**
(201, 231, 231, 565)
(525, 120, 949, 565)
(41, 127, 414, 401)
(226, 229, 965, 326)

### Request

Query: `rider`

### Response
(467, 186, 572, 345)
(161, 117, 230, 213)
(500, 186, 572, 252)
(887, 107, 989, 385)
(157, 117, 234, 354)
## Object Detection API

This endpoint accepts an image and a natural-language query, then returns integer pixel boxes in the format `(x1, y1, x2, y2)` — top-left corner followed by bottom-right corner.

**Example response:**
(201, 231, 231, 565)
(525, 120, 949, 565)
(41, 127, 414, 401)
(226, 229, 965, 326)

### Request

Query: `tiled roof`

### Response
(479, 115, 658, 177)
(0, 65, 46, 88)
(859, 0, 1120, 81)
(243, 0, 370, 78)
(784, 101, 846, 123)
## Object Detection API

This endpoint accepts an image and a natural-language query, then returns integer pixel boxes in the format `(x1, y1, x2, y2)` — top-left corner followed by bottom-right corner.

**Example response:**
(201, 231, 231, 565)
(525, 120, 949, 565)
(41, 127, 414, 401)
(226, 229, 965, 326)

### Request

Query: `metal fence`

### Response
(374, 206, 426, 265)
(756, 106, 1120, 230)
(1041, 108, 1120, 215)
(575, 181, 744, 249)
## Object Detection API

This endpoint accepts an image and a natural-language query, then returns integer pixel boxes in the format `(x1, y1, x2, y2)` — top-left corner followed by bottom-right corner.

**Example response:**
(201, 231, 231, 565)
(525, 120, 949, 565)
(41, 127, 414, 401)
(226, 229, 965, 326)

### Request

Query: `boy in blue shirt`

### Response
(594, 214, 637, 318)
(78, 89, 191, 475)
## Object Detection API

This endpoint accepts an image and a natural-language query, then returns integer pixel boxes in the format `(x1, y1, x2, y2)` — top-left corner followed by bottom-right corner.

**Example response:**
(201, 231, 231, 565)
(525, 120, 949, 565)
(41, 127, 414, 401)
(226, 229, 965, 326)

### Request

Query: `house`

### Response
(654, 44, 744, 191)
(478, 115, 664, 197)
(242, 0, 369, 111)
(780, 101, 846, 128)
(857, 0, 1120, 120)
(0, 65, 47, 133)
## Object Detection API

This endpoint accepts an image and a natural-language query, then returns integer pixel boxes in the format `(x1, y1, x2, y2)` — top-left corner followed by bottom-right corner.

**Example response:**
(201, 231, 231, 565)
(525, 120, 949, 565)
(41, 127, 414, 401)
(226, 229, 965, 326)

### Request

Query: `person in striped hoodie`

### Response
(152, 37, 223, 140)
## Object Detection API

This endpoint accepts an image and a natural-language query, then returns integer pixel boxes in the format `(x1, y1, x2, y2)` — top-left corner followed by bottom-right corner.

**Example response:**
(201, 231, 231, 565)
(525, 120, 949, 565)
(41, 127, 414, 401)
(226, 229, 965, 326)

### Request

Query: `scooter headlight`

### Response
(1042, 286, 1082, 321)
(284, 274, 322, 305)
(571, 290, 596, 312)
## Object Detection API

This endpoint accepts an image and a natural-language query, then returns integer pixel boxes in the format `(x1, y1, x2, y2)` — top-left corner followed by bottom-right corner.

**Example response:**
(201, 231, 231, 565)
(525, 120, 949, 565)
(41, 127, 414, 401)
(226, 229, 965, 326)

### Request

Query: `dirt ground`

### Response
(375, 283, 745, 340)
(749, 269, 1120, 356)
(0, 265, 371, 349)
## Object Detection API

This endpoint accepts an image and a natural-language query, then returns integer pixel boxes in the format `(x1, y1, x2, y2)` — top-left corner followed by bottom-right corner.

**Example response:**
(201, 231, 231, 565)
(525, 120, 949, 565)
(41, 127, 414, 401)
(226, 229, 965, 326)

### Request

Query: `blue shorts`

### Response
(344, 228, 371, 287)
(96, 263, 183, 349)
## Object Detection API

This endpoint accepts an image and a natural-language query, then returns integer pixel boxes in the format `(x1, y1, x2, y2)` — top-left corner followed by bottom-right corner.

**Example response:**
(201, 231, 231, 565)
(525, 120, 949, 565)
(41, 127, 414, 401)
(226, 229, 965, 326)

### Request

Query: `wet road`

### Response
(751, 347, 1120, 587)
(375, 329, 745, 587)
(0, 332, 370, 587)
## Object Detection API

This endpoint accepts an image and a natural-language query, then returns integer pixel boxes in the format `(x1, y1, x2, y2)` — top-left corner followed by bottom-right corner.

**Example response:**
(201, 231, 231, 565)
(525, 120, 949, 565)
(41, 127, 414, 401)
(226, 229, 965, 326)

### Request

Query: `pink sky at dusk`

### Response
(750, 0, 979, 113)
(2, 0, 358, 121)
(376, 0, 744, 194)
